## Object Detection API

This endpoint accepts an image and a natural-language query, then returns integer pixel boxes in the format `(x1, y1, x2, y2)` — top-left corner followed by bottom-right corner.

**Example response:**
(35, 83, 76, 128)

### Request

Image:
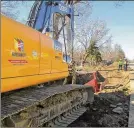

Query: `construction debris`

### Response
(110, 104, 117, 108)
(112, 107, 123, 114)
(117, 103, 123, 106)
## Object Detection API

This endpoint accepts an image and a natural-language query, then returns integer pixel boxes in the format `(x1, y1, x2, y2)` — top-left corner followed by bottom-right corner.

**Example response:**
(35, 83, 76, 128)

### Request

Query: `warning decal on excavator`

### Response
(8, 60, 28, 64)
(8, 60, 28, 65)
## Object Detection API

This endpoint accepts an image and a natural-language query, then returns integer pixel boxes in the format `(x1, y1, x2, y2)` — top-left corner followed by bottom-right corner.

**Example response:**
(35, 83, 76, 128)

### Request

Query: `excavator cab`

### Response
(27, 1, 74, 59)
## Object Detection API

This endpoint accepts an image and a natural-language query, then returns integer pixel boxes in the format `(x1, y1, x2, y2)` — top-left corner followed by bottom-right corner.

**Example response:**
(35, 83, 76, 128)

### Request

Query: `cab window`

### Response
(53, 13, 71, 43)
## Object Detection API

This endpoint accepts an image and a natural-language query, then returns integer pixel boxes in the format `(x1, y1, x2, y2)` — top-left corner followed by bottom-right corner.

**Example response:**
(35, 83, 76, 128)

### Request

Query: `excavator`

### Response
(1, 0, 94, 127)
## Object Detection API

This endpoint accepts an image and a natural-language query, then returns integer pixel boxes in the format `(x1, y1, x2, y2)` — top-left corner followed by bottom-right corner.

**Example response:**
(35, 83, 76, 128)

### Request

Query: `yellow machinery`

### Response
(1, 1, 94, 127)
(1, 14, 68, 93)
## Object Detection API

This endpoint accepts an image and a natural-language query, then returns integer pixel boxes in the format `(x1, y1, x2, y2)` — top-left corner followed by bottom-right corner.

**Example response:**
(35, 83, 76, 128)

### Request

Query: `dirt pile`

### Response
(75, 71, 105, 85)
(69, 70, 130, 127)
(69, 63, 130, 127)
(75, 71, 94, 84)
(69, 90, 130, 127)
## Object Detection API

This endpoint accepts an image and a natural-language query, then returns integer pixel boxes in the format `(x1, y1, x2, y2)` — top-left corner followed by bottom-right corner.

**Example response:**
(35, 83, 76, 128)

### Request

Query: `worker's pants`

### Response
(124, 64, 127, 71)
(118, 65, 122, 71)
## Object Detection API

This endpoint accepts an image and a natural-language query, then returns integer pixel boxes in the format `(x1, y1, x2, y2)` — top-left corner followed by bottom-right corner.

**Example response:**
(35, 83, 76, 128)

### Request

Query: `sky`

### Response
(89, 1, 134, 60)
(2, 1, 134, 60)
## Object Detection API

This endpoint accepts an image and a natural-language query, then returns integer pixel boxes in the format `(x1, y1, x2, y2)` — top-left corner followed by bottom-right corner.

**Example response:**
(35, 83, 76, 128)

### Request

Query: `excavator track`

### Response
(1, 84, 94, 127)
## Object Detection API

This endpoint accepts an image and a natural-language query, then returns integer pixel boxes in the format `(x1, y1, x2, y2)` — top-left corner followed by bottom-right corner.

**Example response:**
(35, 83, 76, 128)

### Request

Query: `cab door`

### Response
(39, 34, 53, 74)
(51, 40, 64, 73)
(50, 13, 69, 73)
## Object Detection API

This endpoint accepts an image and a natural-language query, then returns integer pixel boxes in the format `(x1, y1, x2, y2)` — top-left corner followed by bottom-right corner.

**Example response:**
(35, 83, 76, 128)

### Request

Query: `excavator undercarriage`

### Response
(1, 83, 94, 127)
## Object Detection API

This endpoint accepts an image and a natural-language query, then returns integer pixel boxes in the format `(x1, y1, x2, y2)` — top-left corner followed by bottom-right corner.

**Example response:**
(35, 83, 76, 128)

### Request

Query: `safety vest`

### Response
(119, 60, 123, 65)
(124, 61, 127, 65)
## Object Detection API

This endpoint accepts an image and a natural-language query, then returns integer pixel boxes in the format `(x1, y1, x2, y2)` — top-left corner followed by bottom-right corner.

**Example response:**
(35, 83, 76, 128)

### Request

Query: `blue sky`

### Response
(90, 1, 134, 60)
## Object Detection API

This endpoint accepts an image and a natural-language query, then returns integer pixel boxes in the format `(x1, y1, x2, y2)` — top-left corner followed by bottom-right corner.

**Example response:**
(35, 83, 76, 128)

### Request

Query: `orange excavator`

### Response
(1, 1, 94, 127)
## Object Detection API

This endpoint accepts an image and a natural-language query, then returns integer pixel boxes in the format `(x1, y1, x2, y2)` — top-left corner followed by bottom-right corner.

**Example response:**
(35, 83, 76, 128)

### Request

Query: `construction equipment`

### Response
(1, 1, 94, 127)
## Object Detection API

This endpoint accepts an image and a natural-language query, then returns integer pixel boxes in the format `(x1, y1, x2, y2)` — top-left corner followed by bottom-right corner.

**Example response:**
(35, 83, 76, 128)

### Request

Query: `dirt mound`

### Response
(69, 68, 130, 127)
(75, 71, 105, 85)
(69, 91, 130, 127)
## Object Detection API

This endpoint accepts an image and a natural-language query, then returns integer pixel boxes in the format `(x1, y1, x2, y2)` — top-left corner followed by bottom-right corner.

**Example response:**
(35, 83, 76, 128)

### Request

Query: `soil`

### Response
(69, 90, 130, 127)
(69, 63, 130, 127)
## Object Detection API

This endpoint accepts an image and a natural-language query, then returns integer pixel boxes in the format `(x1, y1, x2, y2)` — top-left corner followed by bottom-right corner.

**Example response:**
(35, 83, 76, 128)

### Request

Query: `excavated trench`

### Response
(69, 70, 130, 127)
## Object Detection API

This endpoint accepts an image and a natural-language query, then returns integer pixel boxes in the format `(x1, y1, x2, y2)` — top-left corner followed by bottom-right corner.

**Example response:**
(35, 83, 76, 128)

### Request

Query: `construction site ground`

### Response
(69, 63, 133, 127)
(128, 71, 134, 127)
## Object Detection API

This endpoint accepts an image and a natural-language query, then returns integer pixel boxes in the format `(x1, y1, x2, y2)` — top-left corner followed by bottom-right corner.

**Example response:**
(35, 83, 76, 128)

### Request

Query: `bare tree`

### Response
(1, 1, 29, 20)
(114, 1, 125, 8)
(113, 44, 125, 61)
(66, 1, 93, 58)
(69, 0, 125, 64)
(1, 1, 19, 19)
(74, 1, 92, 19)
(74, 19, 111, 66)
(100, 41, 114, 61)
(100, 42, 126, 63)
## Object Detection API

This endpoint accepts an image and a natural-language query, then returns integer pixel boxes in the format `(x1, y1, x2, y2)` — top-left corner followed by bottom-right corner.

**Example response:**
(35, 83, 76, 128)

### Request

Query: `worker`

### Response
(118, 59, 123, 71)
(124, 58, 128, 71)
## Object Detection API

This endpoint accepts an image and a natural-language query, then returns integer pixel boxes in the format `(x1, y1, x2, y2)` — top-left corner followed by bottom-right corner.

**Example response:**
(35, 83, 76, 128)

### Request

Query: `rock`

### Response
(99, 97, 103, 101)
(98, 114, 120, 127)
(110, 104, 117, 108)
(124, 107, 128, 111)
(37, 84, 44, 88)
(105, 110, 108, 113)
(117, 103, 123, 106)
(124, 102, 129, 106)
(99, 109, 104, 113)
(79, 122, 88, 127)
(112, 107, 123, 114)
(92, 108, 97, 111)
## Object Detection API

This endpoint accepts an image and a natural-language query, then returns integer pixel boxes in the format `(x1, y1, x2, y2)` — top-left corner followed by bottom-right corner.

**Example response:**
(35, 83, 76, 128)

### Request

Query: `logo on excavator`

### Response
(9, 38, 27, 64)
(11, 38, 26, 57)
(14, 38, 24, 52)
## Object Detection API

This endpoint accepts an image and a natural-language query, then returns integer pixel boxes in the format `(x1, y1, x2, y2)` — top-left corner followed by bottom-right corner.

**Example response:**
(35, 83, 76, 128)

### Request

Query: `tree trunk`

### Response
(82, 53, 89, 66)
